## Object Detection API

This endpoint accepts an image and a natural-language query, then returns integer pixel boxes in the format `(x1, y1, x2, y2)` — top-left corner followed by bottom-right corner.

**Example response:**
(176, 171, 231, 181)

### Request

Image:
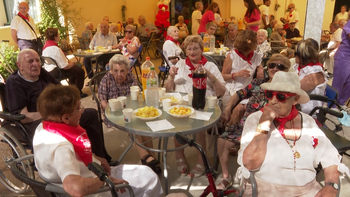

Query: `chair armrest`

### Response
(0, 111, 26, 121)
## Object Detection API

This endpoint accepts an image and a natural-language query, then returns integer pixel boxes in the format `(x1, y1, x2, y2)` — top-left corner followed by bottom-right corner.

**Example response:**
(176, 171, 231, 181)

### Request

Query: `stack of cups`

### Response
(130, 86, 140, 101)
(158, 87, 166, 98)
(109, 96, 127, 111)
(207, 96, 217, 109)
(187, 93, 193, 106)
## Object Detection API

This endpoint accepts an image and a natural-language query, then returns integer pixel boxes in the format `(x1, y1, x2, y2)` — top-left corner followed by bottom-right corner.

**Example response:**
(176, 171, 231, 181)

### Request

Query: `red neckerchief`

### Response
(186, 56, 208, 78)
(18, 12, 29, 21)
(235, 49, 254, 65)
(260, 105, 298, 137)
(43, 121, 92, 166)
(43, 40, 65, 54)
(166, 35, 180, 46)
(297, 62, 323, 72)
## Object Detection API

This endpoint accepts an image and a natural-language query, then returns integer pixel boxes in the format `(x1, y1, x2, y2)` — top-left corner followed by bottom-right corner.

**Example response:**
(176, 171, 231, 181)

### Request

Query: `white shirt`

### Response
(335, 12, 348, 22)
(328, 28, 343, 50)
(11, 15, 38, 40)
(285, 10, 299, 30)
(191, 10, 202, 36)
(42, 45, 68, 72)
(259, 4, 269, 29)
(162, 40, 183, 66)
(90, 31, 118, 47)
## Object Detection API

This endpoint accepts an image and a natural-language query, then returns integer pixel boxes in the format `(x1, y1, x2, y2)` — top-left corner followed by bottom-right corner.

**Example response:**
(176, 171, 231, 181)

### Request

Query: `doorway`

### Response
(333, 0, 350, 21)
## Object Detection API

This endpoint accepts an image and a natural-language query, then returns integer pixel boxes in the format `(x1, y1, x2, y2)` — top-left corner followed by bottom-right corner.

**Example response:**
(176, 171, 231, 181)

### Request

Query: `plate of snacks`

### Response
(166, 105, 194, 118)
(84, 50, 94, 54)
(160, 93, 182, 105)
(99, 48, 109, 53)
(134, 106, 162, 120)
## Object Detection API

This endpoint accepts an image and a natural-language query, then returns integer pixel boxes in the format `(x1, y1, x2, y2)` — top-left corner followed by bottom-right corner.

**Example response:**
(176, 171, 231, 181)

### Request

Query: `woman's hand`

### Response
(168, 66, 179, 78)
(220, 107, 231, 126)
(235, 69, 251, 78)
(259, 104, 278, 128)
(94, 156, 111, 175)
(110, 177, 129, 194)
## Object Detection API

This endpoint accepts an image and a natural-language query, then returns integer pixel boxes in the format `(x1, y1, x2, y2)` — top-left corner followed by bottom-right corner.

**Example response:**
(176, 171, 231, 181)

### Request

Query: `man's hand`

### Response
(94, 156, 111, 175)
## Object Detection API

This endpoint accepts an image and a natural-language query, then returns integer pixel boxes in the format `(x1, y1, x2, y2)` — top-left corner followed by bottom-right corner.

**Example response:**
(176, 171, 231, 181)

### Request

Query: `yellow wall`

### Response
(0, 26, 17, 49)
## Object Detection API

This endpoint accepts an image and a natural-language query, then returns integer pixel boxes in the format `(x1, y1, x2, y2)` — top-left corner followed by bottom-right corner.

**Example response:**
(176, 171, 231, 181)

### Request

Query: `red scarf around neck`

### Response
(166, 35, 180, 46)
(43, 40, 65, 54)
(43, 121, 92, 166)
(185, 56, 208, 78)
(297, 62, 323, 72)
(235, 49, 254, 65)
(18, 12, 29, 21)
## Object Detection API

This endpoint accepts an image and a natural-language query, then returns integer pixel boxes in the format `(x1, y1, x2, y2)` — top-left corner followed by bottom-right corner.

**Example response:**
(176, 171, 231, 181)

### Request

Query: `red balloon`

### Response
(164, 5, 168, 10)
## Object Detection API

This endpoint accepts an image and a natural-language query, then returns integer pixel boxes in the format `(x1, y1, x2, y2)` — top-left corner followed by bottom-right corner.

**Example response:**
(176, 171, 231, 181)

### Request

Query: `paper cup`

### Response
(158, 87, 166, 98)
(131, 89, 139, 100)
(207, 96, 217, 109)
(130, 86, 140, 91)
(94, 46, 98, 52)
(123, 108, 133, 123)
(108, 46, 112, 51)
(109, 98, 122, 111)
(89, 45, 94, 50)
(77, 49, 81, 54)
(117, 96, 127, 108)
(187, 93, 193, 106)
(162, 98, 172, 111)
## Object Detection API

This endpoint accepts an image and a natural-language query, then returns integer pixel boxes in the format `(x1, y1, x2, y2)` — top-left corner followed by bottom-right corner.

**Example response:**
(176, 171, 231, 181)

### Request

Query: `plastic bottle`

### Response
(146, 67, 159, 108)
(238, 18, 243, 30)
(209, 35, 215, 52)
(203, 33, 210, 52)
(192, 61, 207, 110)
(141, 57, 154, 99)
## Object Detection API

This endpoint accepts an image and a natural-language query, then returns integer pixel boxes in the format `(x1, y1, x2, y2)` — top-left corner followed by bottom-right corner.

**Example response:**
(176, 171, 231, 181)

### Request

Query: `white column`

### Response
(303, 0, 326, 45)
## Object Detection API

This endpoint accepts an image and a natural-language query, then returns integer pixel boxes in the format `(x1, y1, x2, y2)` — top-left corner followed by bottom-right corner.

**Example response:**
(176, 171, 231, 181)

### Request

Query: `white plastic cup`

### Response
(117, 96, 127, 108)
(94, 46, 98, 52)
(162, 98, 172, 111)
(187, 93, 193, 106)
(130, 86, 140, 91)
(108, 46, 112, 51)
(131, 89, 139, 100)
(89, 45, 94, 50)
(77, 49, 81, 54)
(122, 108, 133, 123)
(207, 96, 217, 109)
(158, 87, 166, 98)
(109, 98, 122, 111)
(220, 44, 224, 49)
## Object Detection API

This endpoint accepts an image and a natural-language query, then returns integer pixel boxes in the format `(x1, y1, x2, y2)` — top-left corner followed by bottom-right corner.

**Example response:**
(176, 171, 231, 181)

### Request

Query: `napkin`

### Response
(146, 119, 175, 132)
(183, 94, 188, 102)
(189, 110, 213, 121)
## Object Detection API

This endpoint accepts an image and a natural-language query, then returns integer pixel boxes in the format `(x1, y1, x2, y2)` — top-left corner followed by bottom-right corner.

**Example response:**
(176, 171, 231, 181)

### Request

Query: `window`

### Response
(3, 0, 40, 24)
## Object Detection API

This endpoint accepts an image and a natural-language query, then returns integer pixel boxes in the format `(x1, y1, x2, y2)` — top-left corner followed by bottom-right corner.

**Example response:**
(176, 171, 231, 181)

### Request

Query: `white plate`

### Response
(111, 49, 120, 52)
(134, 108, 162, 120)
(203, 51, 214, 55)
(159, 93, 183, 105)
(84, 50, 94, 54)
(166, 105, 194, 118)
(99, 49, 109, 53)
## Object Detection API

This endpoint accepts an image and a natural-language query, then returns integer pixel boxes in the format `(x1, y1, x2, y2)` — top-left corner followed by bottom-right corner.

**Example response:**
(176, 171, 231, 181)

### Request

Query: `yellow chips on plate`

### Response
(135, 106, 159, 118)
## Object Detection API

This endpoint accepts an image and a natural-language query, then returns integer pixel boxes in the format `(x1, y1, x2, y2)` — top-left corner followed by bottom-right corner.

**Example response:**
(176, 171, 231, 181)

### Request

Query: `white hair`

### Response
(167, 26, 178, 35)
(257, 29, 268, 37)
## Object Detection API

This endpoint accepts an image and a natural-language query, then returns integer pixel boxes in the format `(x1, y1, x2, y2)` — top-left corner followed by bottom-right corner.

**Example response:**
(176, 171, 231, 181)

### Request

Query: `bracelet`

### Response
(231, 73, 236, 80)
(256, 124, 270, 134)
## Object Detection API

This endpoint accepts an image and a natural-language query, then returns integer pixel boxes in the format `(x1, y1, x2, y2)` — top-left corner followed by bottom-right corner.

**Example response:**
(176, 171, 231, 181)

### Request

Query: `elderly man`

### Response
(259, 0, 271, 29)
(256, 29, 271, 57)
(270, 23, 286, 52)
(223, 23, 238, 50)
(84, 21, 118, 78)
(11, 2, 41, 54)
(5, 49, 116, 165)
(286, 20, 301, 49)
(137, 15, 160, 46)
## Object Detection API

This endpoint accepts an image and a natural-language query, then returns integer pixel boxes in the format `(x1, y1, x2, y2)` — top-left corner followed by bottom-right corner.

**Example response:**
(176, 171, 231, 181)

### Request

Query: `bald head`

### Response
(100, 21, 109, 35)
(18, 2, 29, 16)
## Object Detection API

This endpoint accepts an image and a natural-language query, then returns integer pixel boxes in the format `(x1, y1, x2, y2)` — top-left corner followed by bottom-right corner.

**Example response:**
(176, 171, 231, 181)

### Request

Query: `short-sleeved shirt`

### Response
(6, 69, 59, 114)
(244, 9, 261, 32)
(120, 36, 141, 61)
(259, 4, 269, 29)
(137, 23, 159, 37)
(81, 29, 92, 49)
(42, 45, 68, 72)
(191, 10, 202, 35)
(162, 40, 183, 66)
(328, 28, 343, 50)
(198, 10, 215, 34)
(334, 12, 348, 22)
(284, 10, 299, 30)
(286, 28, 301, 39)
(90, 31, 118, 47)
(10, 15, 37, 40)
(256, 40, 271, 57)
(335, 20, 350, 60)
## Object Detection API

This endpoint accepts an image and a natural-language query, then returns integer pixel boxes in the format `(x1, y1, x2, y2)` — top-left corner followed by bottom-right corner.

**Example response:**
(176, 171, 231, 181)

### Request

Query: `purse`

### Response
(18, 15, 44, 56)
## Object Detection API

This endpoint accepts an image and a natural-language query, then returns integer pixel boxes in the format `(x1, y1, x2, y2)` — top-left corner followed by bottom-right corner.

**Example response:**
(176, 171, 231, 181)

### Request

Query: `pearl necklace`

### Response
(282, 120, 300, 172)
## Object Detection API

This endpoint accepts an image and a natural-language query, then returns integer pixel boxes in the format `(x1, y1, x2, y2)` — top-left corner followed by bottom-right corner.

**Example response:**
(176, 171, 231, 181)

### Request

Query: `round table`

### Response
(105, 93, 221, 194)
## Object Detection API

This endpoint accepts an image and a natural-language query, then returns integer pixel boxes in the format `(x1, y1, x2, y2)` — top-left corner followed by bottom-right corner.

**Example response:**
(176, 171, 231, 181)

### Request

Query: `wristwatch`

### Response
(325, 182, 339, 190)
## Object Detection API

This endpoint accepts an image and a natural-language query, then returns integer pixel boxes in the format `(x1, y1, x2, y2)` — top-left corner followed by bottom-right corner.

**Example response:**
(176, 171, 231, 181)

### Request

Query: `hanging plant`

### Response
(121, 5, 127, 22)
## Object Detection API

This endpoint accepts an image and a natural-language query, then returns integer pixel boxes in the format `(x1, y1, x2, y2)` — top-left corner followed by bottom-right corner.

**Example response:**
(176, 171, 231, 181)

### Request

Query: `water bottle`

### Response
(203, 33, 210, 52)
(146, 67, 159, 108)
(192, 61, 207, 110)
(209, 35, 215, 52)
(141, 57, 154, 99)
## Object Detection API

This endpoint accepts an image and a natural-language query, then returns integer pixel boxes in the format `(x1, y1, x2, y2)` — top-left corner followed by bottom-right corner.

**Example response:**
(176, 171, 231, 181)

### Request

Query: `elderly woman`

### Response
(98, 54, 161, 174)
(115, 24, 141, 65)
(256, 29, 271, 57)
(293, 38, 327, 114)
(175, 15, 189, 41)
(197, 2, 223, 34)
(81, 21, 93, 49)
(238, 71, 347, 196)
(217, 54, 291, 190)
(34, 85, 163, 197)
(110, 23, 123, 37)
(42, 28, 86, 98)
(165, 35, 227, 177)
(223, 23, 238, 50)
(163, 26, 183, 66)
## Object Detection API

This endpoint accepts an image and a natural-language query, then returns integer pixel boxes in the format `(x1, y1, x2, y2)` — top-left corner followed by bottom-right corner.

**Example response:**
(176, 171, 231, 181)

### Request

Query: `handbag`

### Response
(18, 15, 43, 55)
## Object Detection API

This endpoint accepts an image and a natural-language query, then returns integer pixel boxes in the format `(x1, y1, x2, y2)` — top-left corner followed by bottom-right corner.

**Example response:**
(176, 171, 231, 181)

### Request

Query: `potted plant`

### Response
(0, 42, 19, 81)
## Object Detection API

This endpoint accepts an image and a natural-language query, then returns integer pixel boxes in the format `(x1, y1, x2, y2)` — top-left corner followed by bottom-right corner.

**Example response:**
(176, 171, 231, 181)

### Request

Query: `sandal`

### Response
(176, 158, 188, 176)
(189, 163, 205, 178)
(216, 175, 232, 190)
(141, 154, 161, 174)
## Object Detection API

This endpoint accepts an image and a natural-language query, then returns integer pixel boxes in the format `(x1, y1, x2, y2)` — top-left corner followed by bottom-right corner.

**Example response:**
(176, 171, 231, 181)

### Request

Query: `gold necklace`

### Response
(283, 120, 300, 172)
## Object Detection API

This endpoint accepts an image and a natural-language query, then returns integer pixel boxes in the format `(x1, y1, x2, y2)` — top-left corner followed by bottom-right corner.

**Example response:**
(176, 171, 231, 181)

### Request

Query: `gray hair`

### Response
(205, 22, 217, 30)
(274, 23, 283, 31)
(138, 15, 146, 21)
(338, 19, 347, 27)
(109, 54, 130, 70)
(257, 29, 268, 37)
(167, 26, 178, 35)
(125, 24, 136, 32)
(17, 48, 38, 63)
(110, 23, 117, 31)
(195, 2, 203, 9)
(127, 17, 134, 23)
(85, 22, 93, 28)
(228, 23, 238, 30)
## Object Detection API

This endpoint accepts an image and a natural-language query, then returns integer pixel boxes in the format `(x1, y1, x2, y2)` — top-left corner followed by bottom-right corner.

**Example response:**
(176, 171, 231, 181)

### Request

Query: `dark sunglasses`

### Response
(265, 90, 296, 102)
(268, 63, 287, 71)
(125, 30, 133, 33)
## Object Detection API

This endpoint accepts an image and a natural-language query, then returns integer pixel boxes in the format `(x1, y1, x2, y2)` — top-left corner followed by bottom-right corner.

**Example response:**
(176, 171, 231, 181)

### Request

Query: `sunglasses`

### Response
(268, 63, 287, 71)
(265, 90, 296, 102)
(125, 30, 133, 33)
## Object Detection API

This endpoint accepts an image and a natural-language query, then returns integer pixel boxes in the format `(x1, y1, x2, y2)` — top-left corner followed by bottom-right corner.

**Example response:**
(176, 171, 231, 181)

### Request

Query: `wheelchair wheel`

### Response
(0, 127, 33, 193)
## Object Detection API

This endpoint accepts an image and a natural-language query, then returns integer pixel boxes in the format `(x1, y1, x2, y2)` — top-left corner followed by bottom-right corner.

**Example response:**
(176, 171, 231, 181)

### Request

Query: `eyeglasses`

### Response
(268, 63, 287, 71)
(125, 30, 133, 34)
(186, 47, 201, 52)
(265, 90, 296, 102)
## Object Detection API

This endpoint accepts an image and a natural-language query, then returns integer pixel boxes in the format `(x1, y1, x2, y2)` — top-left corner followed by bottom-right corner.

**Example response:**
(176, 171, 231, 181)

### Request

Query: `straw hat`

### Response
(260, 71, 310, 104)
